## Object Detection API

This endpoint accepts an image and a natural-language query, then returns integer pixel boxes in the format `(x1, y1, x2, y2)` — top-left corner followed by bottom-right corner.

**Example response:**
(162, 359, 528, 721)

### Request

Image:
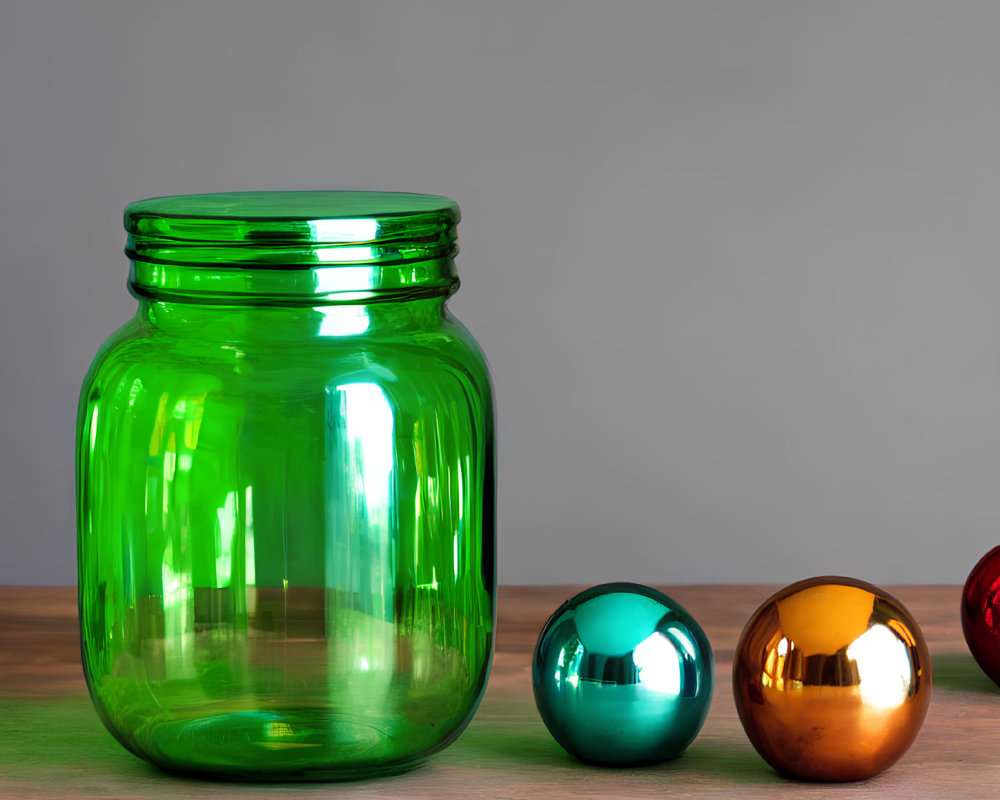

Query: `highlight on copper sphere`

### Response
(732, 576, 932, 782)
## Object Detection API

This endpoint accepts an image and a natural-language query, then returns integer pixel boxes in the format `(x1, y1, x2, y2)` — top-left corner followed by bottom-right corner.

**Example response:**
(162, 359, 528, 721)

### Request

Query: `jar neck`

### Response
(129, 257, 459, 306)
(138, 296, 450, 340)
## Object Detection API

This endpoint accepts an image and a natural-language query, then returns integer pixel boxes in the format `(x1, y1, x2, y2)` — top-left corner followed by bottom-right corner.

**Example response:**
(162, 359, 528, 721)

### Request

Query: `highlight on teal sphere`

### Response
(531, 582, 714, 766)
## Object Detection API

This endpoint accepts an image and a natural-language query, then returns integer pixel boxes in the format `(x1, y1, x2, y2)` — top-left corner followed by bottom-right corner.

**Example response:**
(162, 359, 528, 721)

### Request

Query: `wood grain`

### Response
(0, 585, 995, 798)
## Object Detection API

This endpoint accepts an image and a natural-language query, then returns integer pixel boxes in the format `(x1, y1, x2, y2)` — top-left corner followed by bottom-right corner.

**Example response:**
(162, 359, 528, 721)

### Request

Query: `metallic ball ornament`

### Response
(733, 576, 932, 782)
(532, 582, 713, 766)
(961, 545, 1000, 687)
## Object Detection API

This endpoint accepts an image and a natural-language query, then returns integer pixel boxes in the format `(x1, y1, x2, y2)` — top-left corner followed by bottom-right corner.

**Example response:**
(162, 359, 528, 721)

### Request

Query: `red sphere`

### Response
(961, 546, 1000, 687)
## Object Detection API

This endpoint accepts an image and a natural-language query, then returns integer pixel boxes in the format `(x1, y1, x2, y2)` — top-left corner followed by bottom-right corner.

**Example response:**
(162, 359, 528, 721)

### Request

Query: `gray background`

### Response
(3, 0, 1000, 586)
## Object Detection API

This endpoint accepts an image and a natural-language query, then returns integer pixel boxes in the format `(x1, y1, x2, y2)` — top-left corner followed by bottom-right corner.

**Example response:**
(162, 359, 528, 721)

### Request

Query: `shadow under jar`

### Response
(76, 192, 496, 780)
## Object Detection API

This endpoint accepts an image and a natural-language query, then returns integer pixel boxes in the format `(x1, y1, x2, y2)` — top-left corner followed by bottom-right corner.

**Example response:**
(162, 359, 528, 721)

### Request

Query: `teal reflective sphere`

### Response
(532, 583, 713, 765)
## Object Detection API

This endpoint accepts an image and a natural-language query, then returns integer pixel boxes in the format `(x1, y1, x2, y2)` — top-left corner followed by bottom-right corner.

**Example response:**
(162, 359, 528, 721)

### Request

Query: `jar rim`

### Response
(125, 191, 461, 303)
(126, 190, 459, 225)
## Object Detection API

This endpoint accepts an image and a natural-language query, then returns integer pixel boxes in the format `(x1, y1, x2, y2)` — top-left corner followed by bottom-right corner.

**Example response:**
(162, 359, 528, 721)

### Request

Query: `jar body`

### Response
(77, 298, 495, 779)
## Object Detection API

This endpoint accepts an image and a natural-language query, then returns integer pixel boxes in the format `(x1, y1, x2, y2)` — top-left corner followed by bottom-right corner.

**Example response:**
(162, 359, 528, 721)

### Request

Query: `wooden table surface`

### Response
(1, 585, 996, 798)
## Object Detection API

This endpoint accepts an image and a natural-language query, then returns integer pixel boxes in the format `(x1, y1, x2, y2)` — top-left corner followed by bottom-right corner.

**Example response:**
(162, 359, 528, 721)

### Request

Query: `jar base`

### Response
(132, 707, 435, 781)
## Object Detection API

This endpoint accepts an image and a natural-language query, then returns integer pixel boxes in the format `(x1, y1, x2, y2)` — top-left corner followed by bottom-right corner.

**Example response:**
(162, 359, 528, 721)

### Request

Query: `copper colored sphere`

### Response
(733, 577, 932, 782)
(961, 545, 1000, 687)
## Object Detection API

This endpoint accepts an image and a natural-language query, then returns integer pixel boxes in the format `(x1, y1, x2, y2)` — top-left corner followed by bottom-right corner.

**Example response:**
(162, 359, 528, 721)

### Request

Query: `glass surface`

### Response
(77, 192, 495, 780)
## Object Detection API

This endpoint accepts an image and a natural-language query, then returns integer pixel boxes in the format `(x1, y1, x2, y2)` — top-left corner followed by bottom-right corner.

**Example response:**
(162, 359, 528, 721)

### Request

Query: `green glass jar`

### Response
(76, 192, 496, 780)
